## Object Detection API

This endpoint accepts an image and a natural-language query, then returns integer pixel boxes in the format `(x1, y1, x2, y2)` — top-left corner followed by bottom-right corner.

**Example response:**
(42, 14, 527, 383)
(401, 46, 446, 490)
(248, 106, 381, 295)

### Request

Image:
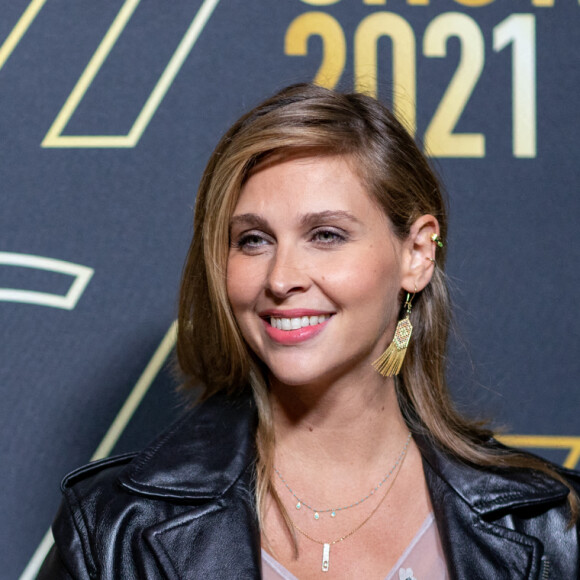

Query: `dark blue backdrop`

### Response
(1, 1, 579, 577)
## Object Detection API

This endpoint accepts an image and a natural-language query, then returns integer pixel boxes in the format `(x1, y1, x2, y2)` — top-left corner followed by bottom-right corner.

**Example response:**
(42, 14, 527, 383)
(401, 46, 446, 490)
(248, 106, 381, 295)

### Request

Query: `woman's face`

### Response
(226, 155, 406, 388)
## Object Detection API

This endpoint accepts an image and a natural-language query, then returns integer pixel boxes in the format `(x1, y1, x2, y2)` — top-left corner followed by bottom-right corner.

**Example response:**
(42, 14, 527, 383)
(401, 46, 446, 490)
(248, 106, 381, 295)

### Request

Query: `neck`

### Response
(269, 369, 410, 470)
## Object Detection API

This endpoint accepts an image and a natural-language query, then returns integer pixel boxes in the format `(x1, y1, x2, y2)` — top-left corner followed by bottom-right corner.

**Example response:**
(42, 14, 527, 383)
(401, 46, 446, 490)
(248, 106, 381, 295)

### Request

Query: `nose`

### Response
(266, 244, 311, 299)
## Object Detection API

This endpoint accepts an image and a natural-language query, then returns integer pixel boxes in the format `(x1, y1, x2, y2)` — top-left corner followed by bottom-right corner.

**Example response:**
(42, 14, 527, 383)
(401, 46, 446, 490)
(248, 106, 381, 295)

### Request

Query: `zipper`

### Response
(539, 557, 550, 580)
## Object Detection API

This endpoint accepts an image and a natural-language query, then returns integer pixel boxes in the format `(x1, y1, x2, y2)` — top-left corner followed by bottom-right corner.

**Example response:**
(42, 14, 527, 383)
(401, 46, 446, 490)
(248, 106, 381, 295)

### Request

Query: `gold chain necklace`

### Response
(274, 433, 412, 520)
(280, 434, 411, 573)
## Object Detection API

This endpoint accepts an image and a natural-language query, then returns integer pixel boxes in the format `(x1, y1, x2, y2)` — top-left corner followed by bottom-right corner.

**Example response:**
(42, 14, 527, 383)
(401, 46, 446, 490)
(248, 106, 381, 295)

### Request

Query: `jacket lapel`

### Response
(117, 392, 262, 579)
(425, 463, 541, 580)
(416, 433, 568, 580)
(143, 495, 261, 580)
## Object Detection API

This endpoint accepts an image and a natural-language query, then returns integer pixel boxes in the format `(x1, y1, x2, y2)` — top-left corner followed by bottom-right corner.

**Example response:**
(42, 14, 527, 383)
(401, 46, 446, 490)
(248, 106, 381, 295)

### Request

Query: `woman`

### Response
(40, 84, 580, 579)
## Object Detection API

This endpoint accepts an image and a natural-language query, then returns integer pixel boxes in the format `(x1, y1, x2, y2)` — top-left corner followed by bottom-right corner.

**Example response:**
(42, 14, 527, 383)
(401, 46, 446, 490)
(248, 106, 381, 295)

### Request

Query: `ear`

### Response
(400, 214, 440, 293)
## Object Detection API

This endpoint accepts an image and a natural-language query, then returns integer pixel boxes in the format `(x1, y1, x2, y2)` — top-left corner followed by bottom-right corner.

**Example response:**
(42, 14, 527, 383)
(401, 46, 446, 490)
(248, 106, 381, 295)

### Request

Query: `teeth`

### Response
(270, 315, 329, 330)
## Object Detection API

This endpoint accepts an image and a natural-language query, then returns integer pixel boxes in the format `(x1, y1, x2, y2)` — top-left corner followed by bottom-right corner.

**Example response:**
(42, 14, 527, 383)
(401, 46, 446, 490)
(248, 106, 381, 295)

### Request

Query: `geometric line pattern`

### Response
(41, 0, 221, 148)
(0, 252, 94, 310)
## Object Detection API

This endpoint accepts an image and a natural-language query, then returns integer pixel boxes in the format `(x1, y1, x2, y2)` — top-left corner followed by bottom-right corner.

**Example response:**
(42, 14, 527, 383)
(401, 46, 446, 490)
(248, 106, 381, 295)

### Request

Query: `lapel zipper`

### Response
(539, 557, 550, 579)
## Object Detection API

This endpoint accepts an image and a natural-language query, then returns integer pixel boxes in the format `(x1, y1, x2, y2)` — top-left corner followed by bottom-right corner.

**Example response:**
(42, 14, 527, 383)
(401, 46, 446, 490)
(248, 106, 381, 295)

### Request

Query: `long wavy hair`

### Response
(177, 83, 578, 527)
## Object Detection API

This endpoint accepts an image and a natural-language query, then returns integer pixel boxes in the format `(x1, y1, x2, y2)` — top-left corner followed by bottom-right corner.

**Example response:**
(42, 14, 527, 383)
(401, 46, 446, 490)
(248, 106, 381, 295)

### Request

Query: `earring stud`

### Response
(430, 233, 443, 248)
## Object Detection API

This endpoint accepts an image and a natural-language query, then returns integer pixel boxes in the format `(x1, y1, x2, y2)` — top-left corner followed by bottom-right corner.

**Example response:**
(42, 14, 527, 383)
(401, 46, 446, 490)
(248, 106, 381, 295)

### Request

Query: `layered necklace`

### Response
(273, 432, 412, 573)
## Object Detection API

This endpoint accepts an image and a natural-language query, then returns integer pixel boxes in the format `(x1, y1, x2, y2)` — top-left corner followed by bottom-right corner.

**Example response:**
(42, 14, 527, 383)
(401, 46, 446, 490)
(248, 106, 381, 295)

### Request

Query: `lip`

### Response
(258, 308, 334, 318)
(261, 311, 333, 345)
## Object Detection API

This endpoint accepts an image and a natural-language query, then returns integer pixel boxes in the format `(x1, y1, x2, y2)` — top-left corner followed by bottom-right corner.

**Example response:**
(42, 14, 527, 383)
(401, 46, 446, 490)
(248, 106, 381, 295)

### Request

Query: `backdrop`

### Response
(1, 1, 579, 577)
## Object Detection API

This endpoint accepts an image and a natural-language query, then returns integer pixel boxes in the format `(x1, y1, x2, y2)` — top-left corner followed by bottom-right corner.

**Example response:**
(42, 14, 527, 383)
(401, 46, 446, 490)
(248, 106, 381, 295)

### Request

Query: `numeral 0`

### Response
(285, 11, 537, 158)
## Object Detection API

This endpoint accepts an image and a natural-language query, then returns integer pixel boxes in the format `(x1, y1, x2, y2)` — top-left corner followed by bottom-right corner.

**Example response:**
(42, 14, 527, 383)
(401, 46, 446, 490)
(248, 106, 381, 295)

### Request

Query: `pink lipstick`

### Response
(260, 310, 333, 345)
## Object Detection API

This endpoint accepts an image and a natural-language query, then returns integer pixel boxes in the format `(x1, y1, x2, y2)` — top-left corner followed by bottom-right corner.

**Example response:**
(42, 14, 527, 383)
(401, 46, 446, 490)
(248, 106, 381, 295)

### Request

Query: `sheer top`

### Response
(262, 513, 448, 579)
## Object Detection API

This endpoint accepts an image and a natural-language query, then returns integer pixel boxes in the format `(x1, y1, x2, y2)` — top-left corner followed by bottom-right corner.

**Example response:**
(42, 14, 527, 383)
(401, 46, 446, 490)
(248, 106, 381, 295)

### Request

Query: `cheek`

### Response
(226, 256, 261, 315)
(325, 252, 400, 298)
(323, 253, 402, 329)
(225, 259, 245, 314)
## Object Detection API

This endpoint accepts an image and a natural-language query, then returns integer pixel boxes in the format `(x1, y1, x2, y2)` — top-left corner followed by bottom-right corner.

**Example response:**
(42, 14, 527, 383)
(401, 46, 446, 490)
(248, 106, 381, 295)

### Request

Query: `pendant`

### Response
(296, 502, 301, 510)
(322, 543, 330, 572)
(314, 512, 320, 520)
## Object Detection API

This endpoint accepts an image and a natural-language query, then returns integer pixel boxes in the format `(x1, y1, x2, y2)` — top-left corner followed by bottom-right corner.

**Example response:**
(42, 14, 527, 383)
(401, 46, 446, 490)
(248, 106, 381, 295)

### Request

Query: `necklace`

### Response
(284, 435, 410, 573)
(274, 432, 412, 520)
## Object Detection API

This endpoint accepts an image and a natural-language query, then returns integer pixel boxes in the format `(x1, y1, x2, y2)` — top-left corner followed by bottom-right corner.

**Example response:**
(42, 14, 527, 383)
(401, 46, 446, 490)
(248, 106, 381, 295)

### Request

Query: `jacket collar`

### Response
(116, 392, 567, 579)
(117, 391, 258, 500)
(414, 431, 569, 515)
(119, 391, 568, 516)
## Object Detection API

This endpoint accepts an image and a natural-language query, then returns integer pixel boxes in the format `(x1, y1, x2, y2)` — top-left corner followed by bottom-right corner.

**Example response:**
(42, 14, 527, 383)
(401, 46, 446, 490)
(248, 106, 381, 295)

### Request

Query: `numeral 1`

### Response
(493, 14, 536, 158)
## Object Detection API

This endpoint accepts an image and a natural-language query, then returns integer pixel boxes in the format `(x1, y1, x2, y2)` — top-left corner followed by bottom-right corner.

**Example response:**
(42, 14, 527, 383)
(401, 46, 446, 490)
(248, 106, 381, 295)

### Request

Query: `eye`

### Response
(231, 230, 272, 253)
(311, 228, 347, 245)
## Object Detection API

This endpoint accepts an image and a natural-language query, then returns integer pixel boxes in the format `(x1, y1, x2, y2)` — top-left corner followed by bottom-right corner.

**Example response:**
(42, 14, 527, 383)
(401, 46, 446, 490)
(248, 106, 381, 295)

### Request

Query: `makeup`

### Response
(260, 309, 333, 345)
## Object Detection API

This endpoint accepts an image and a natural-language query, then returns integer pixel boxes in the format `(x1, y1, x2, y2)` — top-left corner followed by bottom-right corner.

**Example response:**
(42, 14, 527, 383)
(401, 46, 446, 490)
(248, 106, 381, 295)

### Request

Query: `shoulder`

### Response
(417, 433, 580, 577)
(417, 431, 580, 513)
(62, 391, 257, 500)
(41, 391, 260, 579)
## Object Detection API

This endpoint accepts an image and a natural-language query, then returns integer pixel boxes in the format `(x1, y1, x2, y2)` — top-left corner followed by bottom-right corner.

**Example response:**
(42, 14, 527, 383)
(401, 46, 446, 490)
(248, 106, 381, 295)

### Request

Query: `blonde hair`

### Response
(177, 83, 577, 526)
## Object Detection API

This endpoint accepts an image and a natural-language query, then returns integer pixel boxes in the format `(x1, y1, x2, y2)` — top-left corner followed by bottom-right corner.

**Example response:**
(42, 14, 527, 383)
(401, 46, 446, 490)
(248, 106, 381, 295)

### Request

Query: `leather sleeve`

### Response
(37, 493, 94, 580)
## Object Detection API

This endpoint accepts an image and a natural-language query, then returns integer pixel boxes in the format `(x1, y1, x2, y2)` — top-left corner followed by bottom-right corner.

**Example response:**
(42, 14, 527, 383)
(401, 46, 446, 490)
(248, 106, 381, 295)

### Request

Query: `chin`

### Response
(268, 368, 320, 388)
(263, 358, 327, 388)
(265, 355, 363, 390)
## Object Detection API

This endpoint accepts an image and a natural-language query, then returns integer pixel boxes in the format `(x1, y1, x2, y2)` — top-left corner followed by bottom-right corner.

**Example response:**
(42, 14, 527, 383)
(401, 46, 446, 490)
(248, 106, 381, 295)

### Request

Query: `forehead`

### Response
(234, 154, 384, 220)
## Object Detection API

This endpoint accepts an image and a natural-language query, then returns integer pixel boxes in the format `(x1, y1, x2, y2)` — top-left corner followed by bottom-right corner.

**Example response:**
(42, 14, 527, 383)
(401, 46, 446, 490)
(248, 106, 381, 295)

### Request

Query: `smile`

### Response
(269, 315, 330, 331)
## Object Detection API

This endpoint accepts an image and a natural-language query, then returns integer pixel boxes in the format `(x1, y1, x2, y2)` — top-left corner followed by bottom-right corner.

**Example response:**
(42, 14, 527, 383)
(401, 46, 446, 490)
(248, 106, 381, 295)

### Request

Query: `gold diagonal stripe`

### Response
(19, 321, 177, 580)
(498, 435, 580, 469)
(0, 0, 47, 72)
(90, 320, 177, 460)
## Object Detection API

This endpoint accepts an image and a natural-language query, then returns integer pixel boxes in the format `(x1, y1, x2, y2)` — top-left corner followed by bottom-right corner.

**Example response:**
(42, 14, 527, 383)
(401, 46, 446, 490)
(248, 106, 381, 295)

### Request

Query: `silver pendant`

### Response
(322, 543, 330, 572)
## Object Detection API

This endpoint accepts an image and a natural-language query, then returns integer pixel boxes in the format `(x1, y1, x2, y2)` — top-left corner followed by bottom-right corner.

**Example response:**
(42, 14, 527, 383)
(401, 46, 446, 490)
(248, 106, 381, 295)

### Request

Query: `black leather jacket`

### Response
(39, 393, 580, 579)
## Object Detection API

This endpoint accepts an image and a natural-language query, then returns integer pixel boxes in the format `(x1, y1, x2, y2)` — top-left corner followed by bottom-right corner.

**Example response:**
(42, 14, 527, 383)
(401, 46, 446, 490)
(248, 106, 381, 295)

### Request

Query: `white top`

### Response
(262, 513, 448, 580)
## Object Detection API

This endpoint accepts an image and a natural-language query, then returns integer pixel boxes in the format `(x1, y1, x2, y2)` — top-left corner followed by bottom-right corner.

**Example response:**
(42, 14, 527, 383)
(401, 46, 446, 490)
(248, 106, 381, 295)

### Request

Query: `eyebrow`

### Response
(229, 210, 361, 231)
(299, 210, 361, 227)
(229, 213, 270, 231)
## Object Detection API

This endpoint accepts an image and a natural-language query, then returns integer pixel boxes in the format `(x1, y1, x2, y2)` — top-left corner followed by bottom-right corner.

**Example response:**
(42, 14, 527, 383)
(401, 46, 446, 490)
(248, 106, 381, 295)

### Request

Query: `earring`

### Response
(430, 233, 443, 248)
(372, 292, 414, 377)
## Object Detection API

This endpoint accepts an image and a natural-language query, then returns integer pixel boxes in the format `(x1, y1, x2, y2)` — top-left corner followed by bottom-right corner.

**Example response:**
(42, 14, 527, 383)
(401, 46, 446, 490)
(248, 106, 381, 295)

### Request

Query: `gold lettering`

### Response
(299, 0, 341, 5)
(493, 14, 536, 157)
(423, 12, 485, 157)
(453, 0, 494, 6)
(354, 12, 416, 135)
(285, 12, 346, 89)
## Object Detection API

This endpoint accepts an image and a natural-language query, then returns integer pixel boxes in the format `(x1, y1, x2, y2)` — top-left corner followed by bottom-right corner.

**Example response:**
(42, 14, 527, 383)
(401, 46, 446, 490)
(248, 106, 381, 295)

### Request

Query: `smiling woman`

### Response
(39, 84, 580, 579)
(227, 155, 414, 388)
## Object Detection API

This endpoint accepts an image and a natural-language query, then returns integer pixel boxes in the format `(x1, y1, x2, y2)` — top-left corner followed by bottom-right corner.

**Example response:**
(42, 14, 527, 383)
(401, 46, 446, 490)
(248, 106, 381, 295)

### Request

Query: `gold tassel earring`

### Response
(372, 292, 414, 377)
